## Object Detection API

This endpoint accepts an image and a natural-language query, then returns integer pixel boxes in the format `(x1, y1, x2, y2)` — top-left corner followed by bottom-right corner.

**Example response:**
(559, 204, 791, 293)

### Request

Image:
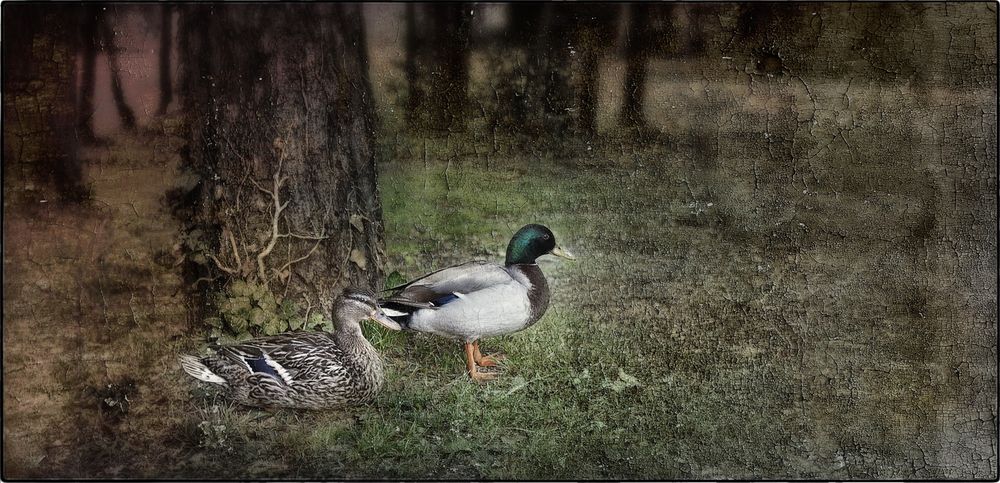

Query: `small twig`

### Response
(256, 166, 289, 282)
(278, 232, 330, 240)
(277, 234, 325, 274)
(302, 293, 314, 326)
(97, 278, 111, 326)
(207, 253, 236, 275)
(282, 242, 294, 299)
(190, 276, 220, 289)
(227, 230, 242, 273)
(128, 291, 142, 327)
(250, 177, 273, 197)
(234, 171, 250, 213)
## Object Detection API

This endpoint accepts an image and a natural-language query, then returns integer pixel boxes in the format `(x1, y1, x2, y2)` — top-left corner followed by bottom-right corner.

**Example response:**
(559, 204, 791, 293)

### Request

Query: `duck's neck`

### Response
(334, 326, 385, 391)
(505, 243, 538, 266)
(507, 263, 550, 326)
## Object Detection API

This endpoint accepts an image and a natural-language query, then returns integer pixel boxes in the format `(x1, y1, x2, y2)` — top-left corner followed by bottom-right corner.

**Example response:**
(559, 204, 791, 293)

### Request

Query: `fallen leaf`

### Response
(349, 249, 368, 271)
(349, 214, 365, 233)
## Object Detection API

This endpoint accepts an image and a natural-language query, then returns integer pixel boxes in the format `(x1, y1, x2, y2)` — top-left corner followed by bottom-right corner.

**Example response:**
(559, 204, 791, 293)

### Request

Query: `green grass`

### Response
(169, 125, 991, 479)
(170, 134, 806, 479)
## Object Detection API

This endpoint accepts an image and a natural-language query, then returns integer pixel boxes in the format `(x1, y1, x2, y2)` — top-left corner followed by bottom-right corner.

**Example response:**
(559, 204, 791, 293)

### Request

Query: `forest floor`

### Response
(4, 116, 994, 478)
(3, 2, 995, 478)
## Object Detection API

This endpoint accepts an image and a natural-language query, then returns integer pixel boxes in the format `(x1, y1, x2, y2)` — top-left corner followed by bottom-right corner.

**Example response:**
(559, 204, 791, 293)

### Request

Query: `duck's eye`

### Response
(543, 234, 550, 240)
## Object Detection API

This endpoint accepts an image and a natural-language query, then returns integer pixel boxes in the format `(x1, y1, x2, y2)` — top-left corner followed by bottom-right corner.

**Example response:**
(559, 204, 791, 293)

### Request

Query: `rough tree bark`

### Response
(2, 5, 87, 203)
(181, 4, 386, 314)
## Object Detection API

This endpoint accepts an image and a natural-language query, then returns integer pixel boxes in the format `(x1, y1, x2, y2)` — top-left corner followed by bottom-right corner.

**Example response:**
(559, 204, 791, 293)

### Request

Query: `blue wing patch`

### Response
(433, 293, 460, 306)
(245, 357, 278, 378)
(245, 356, 285, 384)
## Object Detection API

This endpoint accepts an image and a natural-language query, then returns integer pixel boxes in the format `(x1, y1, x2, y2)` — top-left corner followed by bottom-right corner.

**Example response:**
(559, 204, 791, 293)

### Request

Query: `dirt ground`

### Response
(3, 133, 197, 477)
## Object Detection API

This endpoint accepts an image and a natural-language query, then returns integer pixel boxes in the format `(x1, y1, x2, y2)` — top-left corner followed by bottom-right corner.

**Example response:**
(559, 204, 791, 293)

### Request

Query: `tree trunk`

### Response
(490, 3, 545, 135)
(572, 4, 621, 137)
(433, 3, 471, 131)
(157, 4, 173, 115)
(77, 4, 100, 143)
(407, 3, 471, 132)
(535, 5, 575, 136)
(495, 4, 574, 141)
(621, 3, 651, 129)
(99, 11, 137, 131)
(576, 41, 600, 137)
(403, 2, 420, 128)
(2, 5, 88, 203)
(182, 4, 386, 314)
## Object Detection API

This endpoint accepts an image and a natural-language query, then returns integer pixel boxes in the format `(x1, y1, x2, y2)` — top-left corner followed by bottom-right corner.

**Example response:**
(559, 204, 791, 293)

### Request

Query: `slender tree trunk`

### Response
(572, 4, 621, 137)
(576, 44, 600, 137)
(508, 4, 579, 144)
(506, 3, 541, 47)
(99, 12, 137, 131)
(499, 3, 544, 134)
(419, 3, 471, 132)
(2, 5, 88, 203)
(403, 2, 420, 128)
(621, 4, 651, 129)
(184, 4, 385, 312)
(157, 4, 173, 115)
(77, 4, 100, 143)
(537, 5, 574, 136)
(497, 4, 574, 139)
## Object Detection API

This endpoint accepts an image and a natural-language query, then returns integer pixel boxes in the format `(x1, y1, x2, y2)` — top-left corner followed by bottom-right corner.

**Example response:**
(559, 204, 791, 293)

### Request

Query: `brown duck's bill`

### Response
(370, 310, 402, 330)
(550, 246, 576, 260)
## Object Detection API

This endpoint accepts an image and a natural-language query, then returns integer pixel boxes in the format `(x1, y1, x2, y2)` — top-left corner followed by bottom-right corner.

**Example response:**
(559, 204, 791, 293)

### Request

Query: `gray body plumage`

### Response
(383, 261, 550, 342)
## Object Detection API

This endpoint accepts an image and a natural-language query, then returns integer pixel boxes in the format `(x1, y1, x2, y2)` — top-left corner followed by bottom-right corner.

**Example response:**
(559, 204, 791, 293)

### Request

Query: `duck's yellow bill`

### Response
(551, 246, 576, 260)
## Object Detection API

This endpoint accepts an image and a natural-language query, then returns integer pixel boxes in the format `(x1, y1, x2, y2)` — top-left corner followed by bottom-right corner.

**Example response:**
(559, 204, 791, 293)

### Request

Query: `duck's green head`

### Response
(505, 224, 575, 265)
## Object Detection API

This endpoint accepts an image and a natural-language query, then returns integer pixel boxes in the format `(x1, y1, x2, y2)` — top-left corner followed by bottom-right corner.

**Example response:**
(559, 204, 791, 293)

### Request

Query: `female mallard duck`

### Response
(381, 224, 574, 382)
(179, 289, 401, 409)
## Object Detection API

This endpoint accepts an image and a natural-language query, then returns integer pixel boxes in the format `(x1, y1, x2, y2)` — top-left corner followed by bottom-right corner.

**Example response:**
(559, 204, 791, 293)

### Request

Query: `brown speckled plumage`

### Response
(180, 289, 396, 409)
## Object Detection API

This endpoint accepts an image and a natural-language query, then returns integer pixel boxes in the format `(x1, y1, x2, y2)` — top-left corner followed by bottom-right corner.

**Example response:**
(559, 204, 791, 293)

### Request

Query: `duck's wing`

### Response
(382, 261, 515, 308)
(215, 332, 338, 386)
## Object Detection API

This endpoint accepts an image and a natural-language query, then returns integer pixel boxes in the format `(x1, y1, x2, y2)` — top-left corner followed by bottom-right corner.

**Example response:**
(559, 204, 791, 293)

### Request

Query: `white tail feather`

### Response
(179, 354, 227, 385)
(382, 307, 408, 317)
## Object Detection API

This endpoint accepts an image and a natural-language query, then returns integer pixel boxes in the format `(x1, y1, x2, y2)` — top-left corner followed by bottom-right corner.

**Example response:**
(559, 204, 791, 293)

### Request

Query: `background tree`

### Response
(403, 3, 421, 128)
(472, 4, 624, 144)
(2, 4, 88, 202)
(180, 4, 386, 319)
(620, 3, 653, 129)
(76, 5, 140, 136)
(571, 4, 622, 136)
(98, 8, 138, 131)
(489, 4, 608, 144)
(77, 4, 101, 143)
(404, 3, 472, 132)
(157, 4, 173, 115)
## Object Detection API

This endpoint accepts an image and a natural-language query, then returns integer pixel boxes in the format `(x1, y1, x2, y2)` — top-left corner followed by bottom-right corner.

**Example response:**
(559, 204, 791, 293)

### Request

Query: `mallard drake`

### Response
(179, 289, 401, 409)
(381, 224, 574, 382)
